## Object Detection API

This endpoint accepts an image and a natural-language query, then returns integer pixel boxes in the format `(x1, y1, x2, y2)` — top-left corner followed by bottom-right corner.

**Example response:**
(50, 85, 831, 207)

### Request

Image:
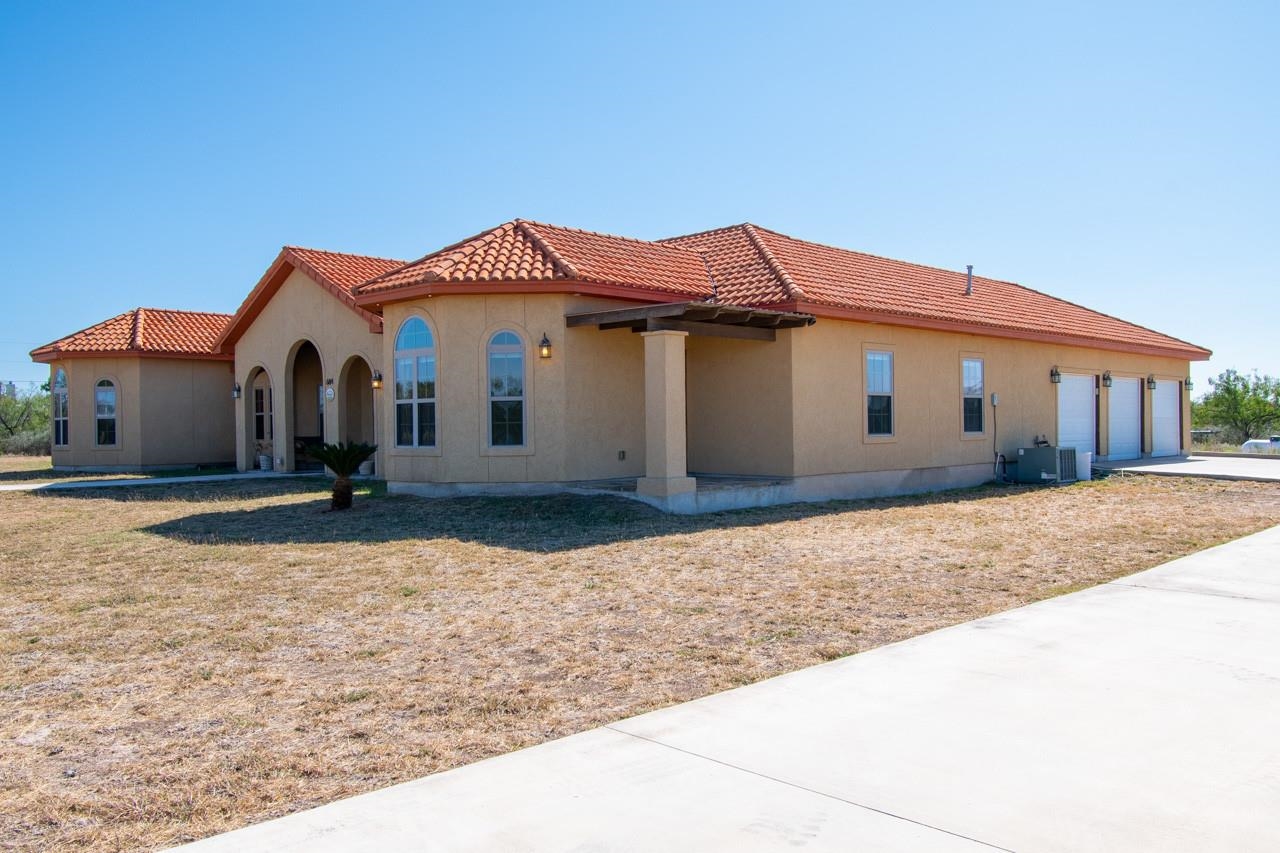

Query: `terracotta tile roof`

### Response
(31, 308, 233, 362)
(284, 246, 406, 295)
(661, 224, 1210, 358)
(357, 220, 713, 299)
(214, 247, 407, 352)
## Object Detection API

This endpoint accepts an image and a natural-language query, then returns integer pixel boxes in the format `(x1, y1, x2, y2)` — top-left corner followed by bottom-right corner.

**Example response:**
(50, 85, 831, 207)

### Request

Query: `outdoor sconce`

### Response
(1185, 376, 1193, 391)
(1147, 374, 1158, 390)
(1049, 366, 1061, 384)
(539, 333, 552, 359)
(1101, 370, 1113, 388)
(231, 382, 242, 399)
(370, 371, 383, 390)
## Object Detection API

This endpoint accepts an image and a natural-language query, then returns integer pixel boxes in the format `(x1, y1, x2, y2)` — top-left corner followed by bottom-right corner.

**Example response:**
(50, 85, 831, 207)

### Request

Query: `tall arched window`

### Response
(52, 369, 69, 447)
(487, 331, 525, 447)
(95, 379, 117, 446)
(394, 317, 436, 447)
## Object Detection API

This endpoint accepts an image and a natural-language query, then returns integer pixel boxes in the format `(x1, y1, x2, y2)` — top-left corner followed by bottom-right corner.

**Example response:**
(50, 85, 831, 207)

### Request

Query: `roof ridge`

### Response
(746, 226, 1206, 351)
(515, 219, 708, 258)
(656, 222, 753, 243)
(358, 222, 518, 291)
(130, 307, 145, 351)
(283, 245, 407, 264)
(742, 224, 806, 301)
(515, 221, 578, 279)
(133, 307, 234, 318)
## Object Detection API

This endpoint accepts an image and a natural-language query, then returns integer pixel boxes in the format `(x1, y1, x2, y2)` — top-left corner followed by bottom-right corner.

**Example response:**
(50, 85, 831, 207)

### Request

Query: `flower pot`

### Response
(257, 454, 274, 471)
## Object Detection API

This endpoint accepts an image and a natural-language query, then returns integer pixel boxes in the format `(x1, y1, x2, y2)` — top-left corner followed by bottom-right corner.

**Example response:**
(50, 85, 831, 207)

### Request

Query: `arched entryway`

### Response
(339, 356, 375, 445)
(242, 366, 275, 471)
(287, 340, 325, 471)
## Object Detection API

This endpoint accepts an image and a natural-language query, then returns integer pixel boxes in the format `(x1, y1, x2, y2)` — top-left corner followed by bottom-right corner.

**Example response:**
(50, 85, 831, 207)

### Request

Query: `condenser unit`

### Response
(1013, 446, 1079, 484)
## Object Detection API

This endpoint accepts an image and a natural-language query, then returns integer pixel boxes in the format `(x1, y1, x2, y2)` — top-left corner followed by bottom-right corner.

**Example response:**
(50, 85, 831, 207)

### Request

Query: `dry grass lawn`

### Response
(0, 456, 233, 485)
(2, 472, 1279, 851)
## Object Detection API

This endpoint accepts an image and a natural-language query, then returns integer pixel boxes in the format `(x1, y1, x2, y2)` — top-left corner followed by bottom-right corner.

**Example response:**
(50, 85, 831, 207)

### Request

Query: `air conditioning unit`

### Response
(1013, 446, 1079, 484)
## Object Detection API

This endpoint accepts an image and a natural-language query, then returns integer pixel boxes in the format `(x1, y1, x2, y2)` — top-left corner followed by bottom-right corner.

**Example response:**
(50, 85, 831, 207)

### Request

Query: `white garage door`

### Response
(1152, 380, 1180, 457)
(1058, 374, 1095, 451)
(1107, 377, 1141, 460)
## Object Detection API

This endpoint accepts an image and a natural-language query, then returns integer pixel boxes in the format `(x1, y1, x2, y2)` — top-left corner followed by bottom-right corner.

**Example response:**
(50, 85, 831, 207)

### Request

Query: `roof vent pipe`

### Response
(966, 264, 973, 296)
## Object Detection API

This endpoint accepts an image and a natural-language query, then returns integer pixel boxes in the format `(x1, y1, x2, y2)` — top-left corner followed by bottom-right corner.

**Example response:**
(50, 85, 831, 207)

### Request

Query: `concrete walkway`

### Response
(1095, 453, 1280, 482)
(0, 470, 323, 493)
(173, 526, 1280, 852)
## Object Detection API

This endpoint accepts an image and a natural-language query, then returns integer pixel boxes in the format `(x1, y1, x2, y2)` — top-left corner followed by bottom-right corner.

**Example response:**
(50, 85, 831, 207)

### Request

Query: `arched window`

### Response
(487, 331, 525, 447)
(52, 369, 69, 447)
(394, 317, 436, 447)
(95, 379, 117, 446)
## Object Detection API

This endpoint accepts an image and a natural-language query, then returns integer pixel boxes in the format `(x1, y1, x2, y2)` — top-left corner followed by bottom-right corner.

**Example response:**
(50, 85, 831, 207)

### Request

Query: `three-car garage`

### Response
(1058, 373, 1182, 461)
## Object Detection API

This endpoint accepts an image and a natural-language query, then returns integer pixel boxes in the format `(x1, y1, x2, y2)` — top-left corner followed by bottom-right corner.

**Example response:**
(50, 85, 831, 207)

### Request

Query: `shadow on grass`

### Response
(0, 464, 236, 483)
(67, 476, 1040, 553)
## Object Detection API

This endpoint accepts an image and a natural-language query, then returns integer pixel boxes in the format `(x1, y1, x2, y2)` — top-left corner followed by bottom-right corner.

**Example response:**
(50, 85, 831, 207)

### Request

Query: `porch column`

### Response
(637, 330, 696, 498)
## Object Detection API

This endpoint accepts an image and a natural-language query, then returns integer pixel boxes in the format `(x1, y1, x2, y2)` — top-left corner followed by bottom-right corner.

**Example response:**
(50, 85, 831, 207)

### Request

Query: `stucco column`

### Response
(636, 330, 696, 498)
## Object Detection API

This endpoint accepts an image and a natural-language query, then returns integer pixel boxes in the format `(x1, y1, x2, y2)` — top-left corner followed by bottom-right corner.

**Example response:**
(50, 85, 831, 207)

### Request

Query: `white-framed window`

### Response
(866, 351, 893, 436)
(394, 317, 437, 447)
(254, 387, 273, 441)
(962, 358, 984, 434)
(95, 379, 117, 446)
(487, 331, 525, 447)
(52, 368, 69, 447)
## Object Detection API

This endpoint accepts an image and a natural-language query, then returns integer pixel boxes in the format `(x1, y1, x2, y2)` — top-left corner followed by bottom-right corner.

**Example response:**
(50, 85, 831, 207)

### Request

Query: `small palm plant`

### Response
(308, 441, 377, 510)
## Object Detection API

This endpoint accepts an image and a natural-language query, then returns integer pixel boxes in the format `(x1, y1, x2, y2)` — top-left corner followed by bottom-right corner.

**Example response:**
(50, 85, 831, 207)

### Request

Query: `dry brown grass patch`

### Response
(2, 473, 1279, 850)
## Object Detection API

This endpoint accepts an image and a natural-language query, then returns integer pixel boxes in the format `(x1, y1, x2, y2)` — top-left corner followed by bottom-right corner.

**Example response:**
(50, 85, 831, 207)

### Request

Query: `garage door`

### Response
(1107, 377, 1141, 460)
(1057, 374, 1095, 451)
(1152, 380, 1180, 457)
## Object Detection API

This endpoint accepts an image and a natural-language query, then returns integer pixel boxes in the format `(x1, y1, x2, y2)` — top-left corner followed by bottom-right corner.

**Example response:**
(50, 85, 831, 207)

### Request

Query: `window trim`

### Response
(863, 346, 895, 442)
(961, 355, 986, 438)
(52, 368, 69, 447)
(253, 384, 274, 442)
(478, 325, 535, 457)
(94, 377, 119, 448)
(392, 315, 439, 451)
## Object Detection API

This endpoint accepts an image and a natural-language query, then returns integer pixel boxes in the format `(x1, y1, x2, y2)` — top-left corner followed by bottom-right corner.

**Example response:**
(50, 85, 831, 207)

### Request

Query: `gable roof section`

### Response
(31, 308, 233, 362)
(661, 224, 1210, 360)
(214, 246, 406, 353)
(355, 220, 713, 303)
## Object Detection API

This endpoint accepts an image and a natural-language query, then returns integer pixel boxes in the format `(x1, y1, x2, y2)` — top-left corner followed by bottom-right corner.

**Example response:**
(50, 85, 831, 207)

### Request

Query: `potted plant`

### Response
(255, 440, 273, 471)
(308, 441, 378, 510)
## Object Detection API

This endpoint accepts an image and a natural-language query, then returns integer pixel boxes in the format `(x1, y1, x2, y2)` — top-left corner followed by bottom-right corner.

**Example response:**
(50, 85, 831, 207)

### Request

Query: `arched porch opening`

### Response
(242, 365, 275, 471)
(286, 340, 325, 471)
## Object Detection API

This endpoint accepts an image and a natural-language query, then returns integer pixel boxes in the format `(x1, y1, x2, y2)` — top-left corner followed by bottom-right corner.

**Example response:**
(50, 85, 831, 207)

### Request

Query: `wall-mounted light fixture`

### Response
(539, 333, 552, 359)
(1049, 366, 1061, 384)
(232, 382, 242, 399)
(1101, 370, 1113, 388)
(1185, 376, 1193, 391)
(371, 371, 383, 390)
(325, 378, 333, 386)
(1147, 374, 1158, 390)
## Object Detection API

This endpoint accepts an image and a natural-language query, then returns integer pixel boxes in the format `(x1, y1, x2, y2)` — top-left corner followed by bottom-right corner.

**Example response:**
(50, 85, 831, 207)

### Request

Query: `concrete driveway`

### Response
(1095, 453, 1280, 482)
(172, 526, 1280, 852)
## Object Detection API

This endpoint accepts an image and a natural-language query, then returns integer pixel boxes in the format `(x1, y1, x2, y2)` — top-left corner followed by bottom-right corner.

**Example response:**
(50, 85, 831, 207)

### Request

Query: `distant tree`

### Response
(0, 392, 50, 438)
(1193, 370, 1280, 443)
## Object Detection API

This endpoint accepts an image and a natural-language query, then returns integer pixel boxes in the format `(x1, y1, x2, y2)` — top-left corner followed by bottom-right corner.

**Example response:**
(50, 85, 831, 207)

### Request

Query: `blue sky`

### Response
(2, 1, 1276, 392)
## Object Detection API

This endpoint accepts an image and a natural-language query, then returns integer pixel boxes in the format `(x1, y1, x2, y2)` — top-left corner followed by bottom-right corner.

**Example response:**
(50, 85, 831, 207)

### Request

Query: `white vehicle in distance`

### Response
(1241, 435, 1280, 453)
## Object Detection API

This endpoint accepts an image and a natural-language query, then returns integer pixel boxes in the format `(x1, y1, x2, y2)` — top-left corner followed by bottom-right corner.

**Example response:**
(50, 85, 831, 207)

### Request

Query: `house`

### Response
(30, 308, 235, 470)
(34, 220, 1210, 510)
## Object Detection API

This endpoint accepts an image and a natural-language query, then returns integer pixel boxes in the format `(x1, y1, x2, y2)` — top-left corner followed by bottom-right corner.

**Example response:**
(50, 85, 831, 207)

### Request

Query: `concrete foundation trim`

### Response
(388, 463, 994, 514)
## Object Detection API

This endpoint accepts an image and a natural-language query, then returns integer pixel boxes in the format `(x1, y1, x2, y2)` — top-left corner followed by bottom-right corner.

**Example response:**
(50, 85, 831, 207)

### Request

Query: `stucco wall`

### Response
(137, 359, 235, 466)
(48, 357, 142, 469)
(686, 333, 795, 476)
(788, 319, 1192, 477)
(232, 267, 383, 471)
(47, 356, 233, 469)
(378, 294, 647, 485)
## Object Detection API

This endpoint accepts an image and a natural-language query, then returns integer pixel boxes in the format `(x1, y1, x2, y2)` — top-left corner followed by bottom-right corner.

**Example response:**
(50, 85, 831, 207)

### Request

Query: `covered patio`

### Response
(567, 302, 814, 510)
